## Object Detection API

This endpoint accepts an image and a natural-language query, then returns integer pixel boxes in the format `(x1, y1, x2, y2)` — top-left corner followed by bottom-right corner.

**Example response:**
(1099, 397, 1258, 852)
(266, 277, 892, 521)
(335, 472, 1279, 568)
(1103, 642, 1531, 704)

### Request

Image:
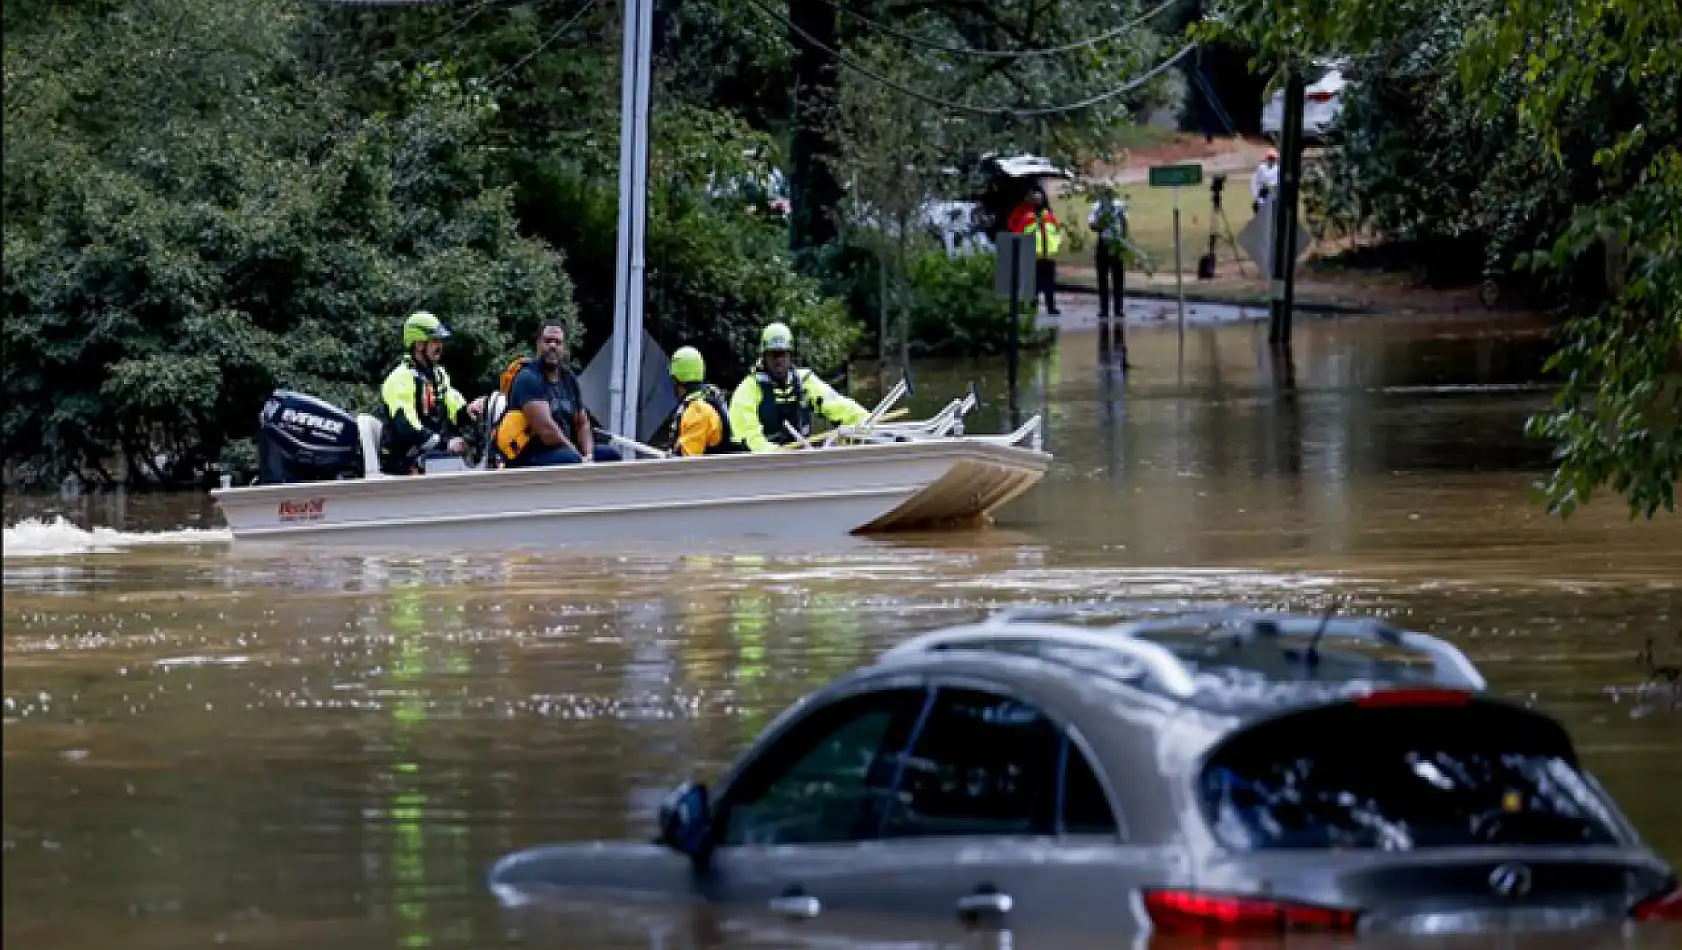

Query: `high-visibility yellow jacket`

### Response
(728, 366, 869, 453)
(1023, 213, 1064, 258)
(379, 357, 469, 473)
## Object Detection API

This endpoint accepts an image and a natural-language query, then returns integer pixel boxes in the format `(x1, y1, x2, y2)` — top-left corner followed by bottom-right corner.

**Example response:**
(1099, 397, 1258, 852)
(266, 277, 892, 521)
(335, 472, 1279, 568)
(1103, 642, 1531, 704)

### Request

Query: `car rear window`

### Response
(1197, 701, 1625, 851)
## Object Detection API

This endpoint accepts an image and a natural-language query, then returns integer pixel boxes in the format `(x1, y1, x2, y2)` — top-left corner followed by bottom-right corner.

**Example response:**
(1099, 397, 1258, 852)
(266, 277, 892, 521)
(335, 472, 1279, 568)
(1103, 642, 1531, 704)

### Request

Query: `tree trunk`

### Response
(878, 246, 890, 389)
(896, 206, 910, 376)
(787, 0, 841, 251)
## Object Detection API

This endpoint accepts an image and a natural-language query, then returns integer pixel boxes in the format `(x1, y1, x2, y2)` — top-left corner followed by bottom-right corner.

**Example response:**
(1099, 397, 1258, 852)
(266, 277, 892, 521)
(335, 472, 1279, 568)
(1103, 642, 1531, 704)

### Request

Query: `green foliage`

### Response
(513, 146, 857, 388)
(3, 0, 575, 486)
(3, 0, 1191, 488)
(1484, 2, 1682, 519)
(1206, 0, 1681, 518)
(804, 239, 1051, 359)
(903, 251, 1050, 359)
(1296, 4, 1576, 291)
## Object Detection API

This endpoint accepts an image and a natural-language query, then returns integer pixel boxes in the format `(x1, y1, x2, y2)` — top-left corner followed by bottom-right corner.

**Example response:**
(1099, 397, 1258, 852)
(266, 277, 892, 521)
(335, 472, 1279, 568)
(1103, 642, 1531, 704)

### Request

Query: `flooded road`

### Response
(5, 314, 1680, 950)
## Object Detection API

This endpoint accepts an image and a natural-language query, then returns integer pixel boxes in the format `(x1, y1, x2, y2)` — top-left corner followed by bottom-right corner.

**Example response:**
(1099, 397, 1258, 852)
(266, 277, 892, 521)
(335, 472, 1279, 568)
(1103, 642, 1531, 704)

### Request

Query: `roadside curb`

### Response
(1053, 279, 1374, 315)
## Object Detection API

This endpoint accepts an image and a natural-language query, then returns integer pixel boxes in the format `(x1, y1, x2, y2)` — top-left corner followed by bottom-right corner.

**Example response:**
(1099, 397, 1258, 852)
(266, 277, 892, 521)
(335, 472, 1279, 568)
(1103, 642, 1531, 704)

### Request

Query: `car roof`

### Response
(865, 604, 1490, 720)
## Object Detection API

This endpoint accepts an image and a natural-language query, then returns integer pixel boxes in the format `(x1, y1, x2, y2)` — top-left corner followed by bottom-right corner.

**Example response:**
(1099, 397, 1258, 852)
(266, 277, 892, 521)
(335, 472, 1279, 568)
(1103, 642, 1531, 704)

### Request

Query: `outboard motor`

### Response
(256, 390, 365, 485)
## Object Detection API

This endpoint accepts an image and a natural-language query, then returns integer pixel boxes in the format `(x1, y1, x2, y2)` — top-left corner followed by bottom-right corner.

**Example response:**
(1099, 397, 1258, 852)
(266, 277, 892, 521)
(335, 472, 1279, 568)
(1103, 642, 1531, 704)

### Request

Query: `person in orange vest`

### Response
(491, 324, 623, 467)
(1020, 187, 1065, 315)
(663, 346, 741, 457)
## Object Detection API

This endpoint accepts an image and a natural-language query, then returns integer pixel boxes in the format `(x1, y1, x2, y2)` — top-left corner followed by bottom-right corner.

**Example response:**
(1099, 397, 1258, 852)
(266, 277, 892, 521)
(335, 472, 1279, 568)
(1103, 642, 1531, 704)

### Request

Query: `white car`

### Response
(1262, 62, 1348, 142)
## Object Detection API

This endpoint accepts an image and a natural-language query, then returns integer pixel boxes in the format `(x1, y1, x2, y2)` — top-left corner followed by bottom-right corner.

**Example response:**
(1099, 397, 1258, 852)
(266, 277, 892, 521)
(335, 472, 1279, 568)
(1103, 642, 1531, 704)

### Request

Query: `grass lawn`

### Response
(1101, 124, 1177, 153)
(1050, 172, 1309, 277)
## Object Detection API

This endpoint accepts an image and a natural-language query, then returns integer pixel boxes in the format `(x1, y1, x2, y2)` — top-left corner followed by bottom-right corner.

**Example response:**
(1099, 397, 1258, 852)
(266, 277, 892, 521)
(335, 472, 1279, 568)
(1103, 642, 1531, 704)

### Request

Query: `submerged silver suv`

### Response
(489, 606, 1682, 943)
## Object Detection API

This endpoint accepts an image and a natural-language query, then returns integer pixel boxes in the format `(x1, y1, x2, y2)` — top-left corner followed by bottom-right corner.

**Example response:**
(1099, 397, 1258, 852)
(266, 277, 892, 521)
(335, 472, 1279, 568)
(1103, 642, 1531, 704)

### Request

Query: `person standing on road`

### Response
(1088, 187, 1129, 321)
(1021, 187, 1064, 315)
(1252, 149, 1280, 213)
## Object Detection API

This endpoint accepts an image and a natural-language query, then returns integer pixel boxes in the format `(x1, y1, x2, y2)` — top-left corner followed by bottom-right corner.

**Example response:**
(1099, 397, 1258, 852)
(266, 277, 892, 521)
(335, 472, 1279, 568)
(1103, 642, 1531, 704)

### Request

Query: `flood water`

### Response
(5, 314, 1681, 950)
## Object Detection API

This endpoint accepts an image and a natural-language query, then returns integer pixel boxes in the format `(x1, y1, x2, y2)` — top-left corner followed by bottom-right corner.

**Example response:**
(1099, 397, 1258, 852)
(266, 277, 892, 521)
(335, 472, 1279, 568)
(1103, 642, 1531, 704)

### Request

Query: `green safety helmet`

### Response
(760, 322, 794, 353)
(670, 346, 706, 384)
(402, 311, 452, 347)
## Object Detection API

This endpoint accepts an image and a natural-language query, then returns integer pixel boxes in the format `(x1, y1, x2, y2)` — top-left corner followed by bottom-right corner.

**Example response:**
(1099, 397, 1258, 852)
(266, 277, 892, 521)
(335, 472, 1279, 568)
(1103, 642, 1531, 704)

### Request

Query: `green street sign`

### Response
(1148, 163, 1203, 187)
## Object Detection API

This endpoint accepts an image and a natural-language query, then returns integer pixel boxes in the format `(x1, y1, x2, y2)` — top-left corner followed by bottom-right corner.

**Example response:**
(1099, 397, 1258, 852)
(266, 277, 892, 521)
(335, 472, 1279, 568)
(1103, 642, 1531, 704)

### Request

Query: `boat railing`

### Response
(589, 377, 1042, 458)
(596, 430, 669, 459)
(858, 378, 910, 430)
(835, 411, 1041, 449)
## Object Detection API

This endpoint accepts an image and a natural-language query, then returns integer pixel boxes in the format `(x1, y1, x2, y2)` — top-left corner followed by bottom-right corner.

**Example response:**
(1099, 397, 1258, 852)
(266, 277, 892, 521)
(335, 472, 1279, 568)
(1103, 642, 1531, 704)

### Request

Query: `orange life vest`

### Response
(491, 356, 533, 465)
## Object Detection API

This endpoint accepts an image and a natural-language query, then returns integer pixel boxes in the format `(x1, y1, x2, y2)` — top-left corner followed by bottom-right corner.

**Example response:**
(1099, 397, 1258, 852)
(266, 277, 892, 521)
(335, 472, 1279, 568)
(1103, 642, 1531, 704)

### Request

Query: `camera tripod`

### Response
(1197, 179, 1248, 279)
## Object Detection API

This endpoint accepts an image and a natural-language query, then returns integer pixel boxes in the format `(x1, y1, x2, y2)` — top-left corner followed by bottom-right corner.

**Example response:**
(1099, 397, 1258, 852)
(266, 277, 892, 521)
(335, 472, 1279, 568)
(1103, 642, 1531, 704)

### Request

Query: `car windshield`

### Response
(1198, 703, 1625, 851)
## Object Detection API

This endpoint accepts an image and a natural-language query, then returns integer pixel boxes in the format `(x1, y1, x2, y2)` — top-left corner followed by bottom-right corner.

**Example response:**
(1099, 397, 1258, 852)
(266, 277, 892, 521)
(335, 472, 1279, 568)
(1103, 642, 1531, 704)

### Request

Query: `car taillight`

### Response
(1141, 888, 1360, 936)
(1631, 885, 1682, 922)
(1306, 91, 1336, 102)
(1354, 688, 1469, 708)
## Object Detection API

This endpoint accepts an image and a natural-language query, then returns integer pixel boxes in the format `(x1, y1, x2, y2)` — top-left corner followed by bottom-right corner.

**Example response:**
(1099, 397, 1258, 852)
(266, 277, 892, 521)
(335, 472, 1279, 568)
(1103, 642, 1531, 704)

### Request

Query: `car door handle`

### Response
(767, 892, 821, 919)
(956, 890, 1014, 916)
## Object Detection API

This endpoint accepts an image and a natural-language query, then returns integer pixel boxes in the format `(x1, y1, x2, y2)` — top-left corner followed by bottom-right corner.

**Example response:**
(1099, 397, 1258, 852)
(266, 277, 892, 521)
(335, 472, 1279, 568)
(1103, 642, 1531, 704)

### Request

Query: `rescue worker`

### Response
(664, 346, 739, 457)
(728, 322, 869, 453)
(1021, 187, 1064, 315)
(1088, 186, 1129, 321)
(497, 323, 623, 467)
(1252, 148, 1280, 213)
(379, 311, 484, 475)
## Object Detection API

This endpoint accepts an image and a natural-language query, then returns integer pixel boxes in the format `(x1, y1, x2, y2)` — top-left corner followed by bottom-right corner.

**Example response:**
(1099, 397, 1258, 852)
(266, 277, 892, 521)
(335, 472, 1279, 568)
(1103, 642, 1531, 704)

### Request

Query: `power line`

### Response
(312, 0, 473, 7)
(399, 0, 553, 66)
(406, 0, 507, 59)
(742, 0, 1193, 119)
(488, 0, 604, 87)
(813, 0, 1180, 59)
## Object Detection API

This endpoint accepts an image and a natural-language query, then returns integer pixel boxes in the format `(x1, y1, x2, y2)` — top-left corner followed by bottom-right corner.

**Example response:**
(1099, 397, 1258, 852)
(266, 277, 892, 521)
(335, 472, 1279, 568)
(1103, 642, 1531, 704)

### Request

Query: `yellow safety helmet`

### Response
(670, 346, 705, 384)
(403, 311, 451, 347)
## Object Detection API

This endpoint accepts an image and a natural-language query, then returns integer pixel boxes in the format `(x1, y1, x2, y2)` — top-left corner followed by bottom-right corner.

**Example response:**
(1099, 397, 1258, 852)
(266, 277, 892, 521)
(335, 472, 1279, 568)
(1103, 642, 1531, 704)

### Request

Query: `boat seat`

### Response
(356, 414, 385, 478)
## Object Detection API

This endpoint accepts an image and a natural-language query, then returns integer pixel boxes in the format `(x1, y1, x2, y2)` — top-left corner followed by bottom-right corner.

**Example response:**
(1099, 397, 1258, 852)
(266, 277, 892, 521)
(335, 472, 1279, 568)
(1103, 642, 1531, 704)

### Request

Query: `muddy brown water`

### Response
(5, 315, 1680, 950)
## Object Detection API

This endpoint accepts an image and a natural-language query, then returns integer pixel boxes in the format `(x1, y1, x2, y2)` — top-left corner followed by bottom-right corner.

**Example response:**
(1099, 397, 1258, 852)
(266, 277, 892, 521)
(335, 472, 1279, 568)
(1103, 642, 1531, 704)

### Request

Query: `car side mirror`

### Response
(656, 781, 710, 859)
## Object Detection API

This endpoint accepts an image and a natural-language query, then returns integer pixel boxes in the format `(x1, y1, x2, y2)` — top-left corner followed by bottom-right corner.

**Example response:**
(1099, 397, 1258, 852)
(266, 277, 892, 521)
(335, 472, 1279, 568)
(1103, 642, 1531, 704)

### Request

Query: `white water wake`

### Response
(1, 516, 231, 558)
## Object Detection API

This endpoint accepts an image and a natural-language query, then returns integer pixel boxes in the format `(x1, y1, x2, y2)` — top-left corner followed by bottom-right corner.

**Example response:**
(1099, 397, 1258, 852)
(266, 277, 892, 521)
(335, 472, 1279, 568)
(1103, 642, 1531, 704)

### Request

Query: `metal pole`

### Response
(1116, 249, 1128, 367)
(1007, 238, 1021, 415)
(1173, 186, 1185, 348)
(608, 0, 654, 439)
(1268, 70, 1306, 349)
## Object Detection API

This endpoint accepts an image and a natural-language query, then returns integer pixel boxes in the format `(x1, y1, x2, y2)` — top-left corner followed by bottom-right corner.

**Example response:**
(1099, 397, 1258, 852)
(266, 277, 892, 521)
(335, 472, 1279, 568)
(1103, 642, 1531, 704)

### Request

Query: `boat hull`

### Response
(210, 440, 1049, 546)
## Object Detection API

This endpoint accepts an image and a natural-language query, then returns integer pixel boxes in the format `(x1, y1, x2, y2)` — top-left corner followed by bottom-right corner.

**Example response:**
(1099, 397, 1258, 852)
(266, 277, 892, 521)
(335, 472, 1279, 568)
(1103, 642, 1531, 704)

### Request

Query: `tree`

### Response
(828, 38, 964, 377)
(772, 0, 1184, 250)
(3, 0, 577, 486)
(1205, 0, 1681, 517)
(314, 0, 861, 383)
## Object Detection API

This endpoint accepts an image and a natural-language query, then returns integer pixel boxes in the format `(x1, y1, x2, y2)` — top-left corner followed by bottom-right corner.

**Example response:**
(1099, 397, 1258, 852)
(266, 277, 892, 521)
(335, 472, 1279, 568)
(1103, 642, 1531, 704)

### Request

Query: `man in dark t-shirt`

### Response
(506, 324, 623, 467)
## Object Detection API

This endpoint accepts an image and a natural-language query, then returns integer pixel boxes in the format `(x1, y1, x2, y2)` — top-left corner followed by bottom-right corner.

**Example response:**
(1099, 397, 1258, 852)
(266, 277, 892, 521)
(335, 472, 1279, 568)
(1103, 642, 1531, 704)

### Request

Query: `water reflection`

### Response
(5, 315, 1681, 949)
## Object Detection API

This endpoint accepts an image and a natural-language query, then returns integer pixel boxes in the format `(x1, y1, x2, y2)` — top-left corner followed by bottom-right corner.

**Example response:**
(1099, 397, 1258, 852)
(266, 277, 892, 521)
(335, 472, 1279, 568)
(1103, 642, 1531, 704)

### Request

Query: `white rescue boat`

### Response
(211, 380, 1049, 546)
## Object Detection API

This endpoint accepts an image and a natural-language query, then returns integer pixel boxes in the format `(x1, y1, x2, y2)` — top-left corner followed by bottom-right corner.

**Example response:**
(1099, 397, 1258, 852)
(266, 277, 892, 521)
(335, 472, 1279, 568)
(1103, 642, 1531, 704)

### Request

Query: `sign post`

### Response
(993, 232, 1036, 415)
(607, 0, 655, 439)
(1148, 163, 1202, 354)
(1269, 71, 1308, 349)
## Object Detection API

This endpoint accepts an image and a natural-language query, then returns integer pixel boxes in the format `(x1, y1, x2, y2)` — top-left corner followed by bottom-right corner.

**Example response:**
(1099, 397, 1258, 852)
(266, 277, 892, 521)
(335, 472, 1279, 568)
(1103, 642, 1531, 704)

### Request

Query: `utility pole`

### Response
(1267, 70, 1306, 350)
(607, 0, 654, 439)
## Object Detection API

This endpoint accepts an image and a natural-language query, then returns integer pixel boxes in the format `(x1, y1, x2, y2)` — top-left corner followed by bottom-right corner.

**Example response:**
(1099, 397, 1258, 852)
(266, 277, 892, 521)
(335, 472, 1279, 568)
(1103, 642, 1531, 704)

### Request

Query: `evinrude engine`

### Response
(256, 390, 365, 485)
